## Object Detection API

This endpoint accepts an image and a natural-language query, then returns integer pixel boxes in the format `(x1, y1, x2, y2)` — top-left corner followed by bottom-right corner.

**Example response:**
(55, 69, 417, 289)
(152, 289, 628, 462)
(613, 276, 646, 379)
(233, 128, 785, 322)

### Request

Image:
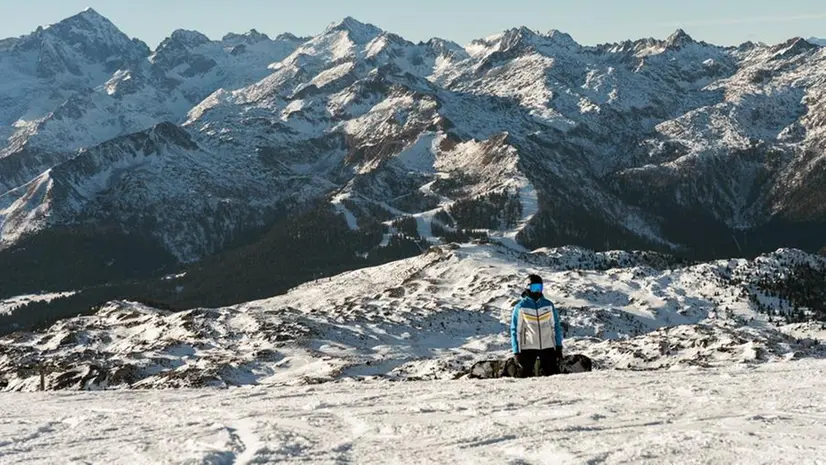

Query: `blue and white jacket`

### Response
(510, 295, 562, 353)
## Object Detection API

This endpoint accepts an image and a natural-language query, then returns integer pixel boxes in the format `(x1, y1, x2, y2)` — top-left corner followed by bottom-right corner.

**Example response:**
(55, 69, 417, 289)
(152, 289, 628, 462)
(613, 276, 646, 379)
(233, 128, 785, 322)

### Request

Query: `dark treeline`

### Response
(0, 202, 427, 335)
(163, 202, 426, 309)
(449, 191, 522, 230)
(0, 227, 177, 301)
(752, 263, 826, 323)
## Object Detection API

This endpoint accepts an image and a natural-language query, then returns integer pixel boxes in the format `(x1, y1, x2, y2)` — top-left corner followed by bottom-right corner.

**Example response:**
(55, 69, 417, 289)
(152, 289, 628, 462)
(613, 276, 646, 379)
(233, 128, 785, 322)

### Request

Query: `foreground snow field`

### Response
(2, 360, 825, 465)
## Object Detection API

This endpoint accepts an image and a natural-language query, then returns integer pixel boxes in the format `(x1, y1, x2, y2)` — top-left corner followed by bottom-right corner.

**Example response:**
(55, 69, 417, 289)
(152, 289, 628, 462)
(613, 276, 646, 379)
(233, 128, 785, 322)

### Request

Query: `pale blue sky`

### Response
(1, 0, 824, 48)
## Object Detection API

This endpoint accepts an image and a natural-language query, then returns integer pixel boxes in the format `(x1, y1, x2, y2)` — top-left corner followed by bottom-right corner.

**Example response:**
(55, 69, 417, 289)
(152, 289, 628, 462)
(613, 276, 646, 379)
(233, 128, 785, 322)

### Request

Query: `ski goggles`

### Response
(529, 283, 544, 293)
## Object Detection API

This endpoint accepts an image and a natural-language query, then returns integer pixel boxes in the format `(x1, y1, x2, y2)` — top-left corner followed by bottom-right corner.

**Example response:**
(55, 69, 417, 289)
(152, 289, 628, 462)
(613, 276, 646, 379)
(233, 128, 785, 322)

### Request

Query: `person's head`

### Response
(526, 274, 543, 299)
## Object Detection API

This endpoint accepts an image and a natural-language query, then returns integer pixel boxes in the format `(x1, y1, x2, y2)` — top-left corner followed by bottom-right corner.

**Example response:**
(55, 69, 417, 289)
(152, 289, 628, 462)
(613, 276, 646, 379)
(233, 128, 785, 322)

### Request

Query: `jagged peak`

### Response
(505, 26, 542, 40)
(52, 7, 118, 32)
(168, 29, 211, 47)
(327, 16, 370, 31)
(425, 37, 465, 52)
(471, 26, 539, 50)
(545, 29, 578, 47)
(222, 29, 270, 44)
(146, 121, 196, 146)
(9, 7, 149, 64)
(245, 28, 268, 39)
(736, 41, 761, 52)
(426, 37, 460, 48)
(325, 16, 384, 43)
(476, 26, 580, 50)
(88, 122, 198, 152)
(79, 7, 102, 17)
(275, 32, 307, 42)
(770, 37, 818, 58)
(665, 29, 695, 48)
(784, 37, 817, 47)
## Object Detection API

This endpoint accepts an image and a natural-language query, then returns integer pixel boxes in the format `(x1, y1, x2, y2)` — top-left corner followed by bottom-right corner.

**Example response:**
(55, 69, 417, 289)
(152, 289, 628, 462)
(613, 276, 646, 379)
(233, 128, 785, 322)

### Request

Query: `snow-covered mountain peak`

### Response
(467, 25, 579, 61)
(55, 7, 115, 30)
(665, 28, 695, 49)
(423, 37, 470, 62)
(270, 17, 385, 69)
(425, 37, 463, 52)
(545, 29, 578, 48)
(325, 16, 384, 44)
(770, 37, 819, 58)
(73, 7, 109, 21)
(275, 32, 306, 42)
(466, 27, 535, 59)
(166, 29, 212, 47)
(32, 7, 149, 60)
(499, 26, 543, 45)
(0, 8, 152, 141)
(221, 28, 271, 44)
(0, 7, 148, 87)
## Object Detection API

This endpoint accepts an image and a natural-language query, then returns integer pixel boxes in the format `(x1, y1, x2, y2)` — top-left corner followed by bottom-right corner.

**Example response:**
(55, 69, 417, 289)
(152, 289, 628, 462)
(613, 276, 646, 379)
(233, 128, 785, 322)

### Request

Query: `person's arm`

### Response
(510, 303, 522, 354)
(553, 304, 563, 349)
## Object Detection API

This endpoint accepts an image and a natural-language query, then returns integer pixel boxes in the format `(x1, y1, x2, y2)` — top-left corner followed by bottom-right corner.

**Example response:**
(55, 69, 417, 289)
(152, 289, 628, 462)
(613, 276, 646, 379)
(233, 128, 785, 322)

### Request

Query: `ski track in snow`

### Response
(1, 360, 825, 464)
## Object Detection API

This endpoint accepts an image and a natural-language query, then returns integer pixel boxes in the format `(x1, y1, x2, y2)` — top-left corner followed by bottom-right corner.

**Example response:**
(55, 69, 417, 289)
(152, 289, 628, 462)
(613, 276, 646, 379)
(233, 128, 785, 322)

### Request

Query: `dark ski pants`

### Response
(516, 349, 559, 377)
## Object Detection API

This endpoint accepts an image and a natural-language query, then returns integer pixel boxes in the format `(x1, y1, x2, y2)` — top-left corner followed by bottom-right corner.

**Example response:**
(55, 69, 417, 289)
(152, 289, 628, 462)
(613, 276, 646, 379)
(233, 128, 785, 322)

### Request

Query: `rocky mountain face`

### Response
(0, 9, 305, 183)
(1, 11, 825, 310)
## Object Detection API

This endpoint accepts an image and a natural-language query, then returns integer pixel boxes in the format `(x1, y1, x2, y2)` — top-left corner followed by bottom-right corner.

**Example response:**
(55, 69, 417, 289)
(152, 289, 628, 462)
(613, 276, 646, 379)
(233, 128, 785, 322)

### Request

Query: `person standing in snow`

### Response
(510, 274, 563, 377)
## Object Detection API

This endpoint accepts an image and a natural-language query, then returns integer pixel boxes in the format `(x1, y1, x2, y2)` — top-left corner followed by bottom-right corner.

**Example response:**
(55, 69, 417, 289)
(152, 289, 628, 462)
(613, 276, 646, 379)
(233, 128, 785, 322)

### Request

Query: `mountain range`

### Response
(1, 9, 825, 317)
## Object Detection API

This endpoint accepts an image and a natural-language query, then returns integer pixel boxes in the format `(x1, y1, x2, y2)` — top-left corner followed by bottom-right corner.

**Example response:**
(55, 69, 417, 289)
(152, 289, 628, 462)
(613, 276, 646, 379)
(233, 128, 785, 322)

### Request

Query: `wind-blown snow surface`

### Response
(2, 244, 824, 391)
(1, 360, 825, 464)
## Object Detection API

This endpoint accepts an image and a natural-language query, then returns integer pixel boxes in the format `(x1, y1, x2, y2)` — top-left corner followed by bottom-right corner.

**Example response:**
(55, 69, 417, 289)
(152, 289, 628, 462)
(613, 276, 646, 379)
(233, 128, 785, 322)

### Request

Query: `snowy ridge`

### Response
(0, 122, 332, 261)
(0, 9, 149, 137)
(1, 244, 823, 391)
(4, 24, 306, 156)
(0, 292, 76, 316)
(0, 11, 306, 194)
(179, 16, 826, 259)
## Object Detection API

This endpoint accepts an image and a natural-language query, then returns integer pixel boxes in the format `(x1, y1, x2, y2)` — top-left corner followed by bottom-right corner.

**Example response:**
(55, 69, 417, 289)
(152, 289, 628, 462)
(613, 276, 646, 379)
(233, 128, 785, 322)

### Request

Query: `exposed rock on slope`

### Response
(1, 244, 823, 391)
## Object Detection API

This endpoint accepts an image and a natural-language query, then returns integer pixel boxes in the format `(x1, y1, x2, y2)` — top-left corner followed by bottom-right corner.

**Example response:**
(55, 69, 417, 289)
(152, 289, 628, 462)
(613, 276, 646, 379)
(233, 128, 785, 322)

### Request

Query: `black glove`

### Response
(554, 346, 563, 362)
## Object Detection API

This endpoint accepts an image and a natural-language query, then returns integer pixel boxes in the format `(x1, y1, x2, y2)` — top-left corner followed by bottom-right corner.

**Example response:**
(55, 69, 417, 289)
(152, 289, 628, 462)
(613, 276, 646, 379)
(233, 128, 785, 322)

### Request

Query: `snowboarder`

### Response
(510, 274, 563, 377)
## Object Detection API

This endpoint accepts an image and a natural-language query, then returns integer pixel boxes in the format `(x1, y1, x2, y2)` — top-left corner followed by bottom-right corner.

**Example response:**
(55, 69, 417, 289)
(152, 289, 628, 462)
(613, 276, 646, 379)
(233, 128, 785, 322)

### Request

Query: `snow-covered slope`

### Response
(0, 292, 76, 316)
(0, 8, 149, 128)
(2, 359, 825, 464)
(0, 122, 331, 261)
(182, 20, 826, 259)
(0, 10, 306, 193)
(2, 244, 823, 391)
(0, 8, 151, 191)
(11, 29, 307, 155)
